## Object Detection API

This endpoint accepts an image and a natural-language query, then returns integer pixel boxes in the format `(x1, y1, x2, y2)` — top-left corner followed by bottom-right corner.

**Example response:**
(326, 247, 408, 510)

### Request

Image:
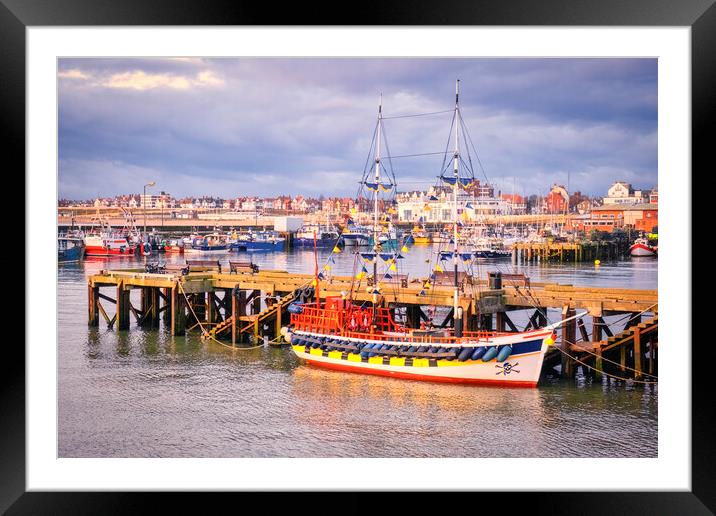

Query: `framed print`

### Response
(2, 0, 711, 513)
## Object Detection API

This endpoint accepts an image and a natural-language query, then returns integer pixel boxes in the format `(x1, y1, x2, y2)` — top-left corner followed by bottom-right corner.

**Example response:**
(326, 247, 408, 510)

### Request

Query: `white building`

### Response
(397, 186, 511, 223)
(603, 181, 648, 205)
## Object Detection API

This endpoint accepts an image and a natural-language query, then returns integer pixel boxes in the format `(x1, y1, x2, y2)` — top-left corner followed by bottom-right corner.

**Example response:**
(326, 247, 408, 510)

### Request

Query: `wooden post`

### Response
(151, 287, 160, 327)
(88, 285, 99, 326)
(648, 334, 656, 375)
(117, 282, 130, 331)
(496, 312, 506, 332)
(162, 288, 171, 325)
(633, 327, 642, 380)
(561, 305, 575, 378)
(231, 292, 237, 346)
(253, 290, 261, 314)
(275, 300, 282, 341)
(207, 292, 216, 324)
(171, 285, 186, 336)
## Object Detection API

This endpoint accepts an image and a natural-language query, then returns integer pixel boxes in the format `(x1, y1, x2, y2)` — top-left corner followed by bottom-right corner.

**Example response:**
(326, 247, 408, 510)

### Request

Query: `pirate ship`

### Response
(283, 81, 578, 387)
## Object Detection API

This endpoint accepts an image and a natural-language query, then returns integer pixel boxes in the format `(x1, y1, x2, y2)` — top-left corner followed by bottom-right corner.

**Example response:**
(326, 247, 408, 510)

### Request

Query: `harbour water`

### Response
(59, 247, 657, 458)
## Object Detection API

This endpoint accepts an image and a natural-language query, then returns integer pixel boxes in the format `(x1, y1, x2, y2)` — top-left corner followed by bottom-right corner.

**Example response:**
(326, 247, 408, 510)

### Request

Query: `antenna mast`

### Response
(453, 79, 462, 337)
(372, 94, 383, 328)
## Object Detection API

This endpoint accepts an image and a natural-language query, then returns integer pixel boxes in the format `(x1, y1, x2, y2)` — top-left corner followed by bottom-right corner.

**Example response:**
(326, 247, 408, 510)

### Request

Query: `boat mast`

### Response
(453, 79, 462, 337)
(372, 93, 383, 327)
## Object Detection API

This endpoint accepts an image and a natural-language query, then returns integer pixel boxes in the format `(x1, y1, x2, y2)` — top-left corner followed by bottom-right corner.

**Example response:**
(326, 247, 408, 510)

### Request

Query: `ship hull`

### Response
(289, 330, 551, 387)
(629, 243, 657, 257)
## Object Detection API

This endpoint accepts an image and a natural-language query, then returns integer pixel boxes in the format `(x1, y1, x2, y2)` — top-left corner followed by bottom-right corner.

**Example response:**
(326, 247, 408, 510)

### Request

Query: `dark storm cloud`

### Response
(58, 57, 657, 199)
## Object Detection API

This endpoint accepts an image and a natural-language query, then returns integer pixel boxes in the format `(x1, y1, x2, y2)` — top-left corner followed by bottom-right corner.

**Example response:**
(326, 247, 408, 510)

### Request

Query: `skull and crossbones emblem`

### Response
(495, 361, 520, 375)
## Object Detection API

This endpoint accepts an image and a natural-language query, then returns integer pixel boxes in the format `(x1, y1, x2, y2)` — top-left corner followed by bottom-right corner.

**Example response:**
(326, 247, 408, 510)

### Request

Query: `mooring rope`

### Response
(548, 343, 658, 385)
(177, 281, 265, 351)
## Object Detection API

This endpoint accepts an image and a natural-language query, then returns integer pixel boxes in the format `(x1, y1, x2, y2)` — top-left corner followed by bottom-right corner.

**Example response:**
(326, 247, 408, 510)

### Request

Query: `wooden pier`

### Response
(88, 265, 657, 381)
(512, 241, 628, 263)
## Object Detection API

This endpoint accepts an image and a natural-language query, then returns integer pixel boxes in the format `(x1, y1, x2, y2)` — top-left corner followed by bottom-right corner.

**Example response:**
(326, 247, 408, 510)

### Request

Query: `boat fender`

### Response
(496, 345, 513, 362)
(457, 347, 473, 362)
(285, 332, 293, 344)
(470, 347, 487, 361)
(428, 346, 440, 353)
(408, 346, 418, 353)
(481, 346, 498, 362)
(417, 346, 430, 352)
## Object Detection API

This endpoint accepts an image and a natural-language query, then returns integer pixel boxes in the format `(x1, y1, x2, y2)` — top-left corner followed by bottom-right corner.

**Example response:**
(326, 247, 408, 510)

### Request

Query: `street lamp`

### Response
(143, 181, 156, 241)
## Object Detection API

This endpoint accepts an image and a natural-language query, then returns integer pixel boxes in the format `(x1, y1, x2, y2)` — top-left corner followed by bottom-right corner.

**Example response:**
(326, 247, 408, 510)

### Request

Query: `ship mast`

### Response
(372, 93, 383, 327)
(452, 80, 463, 337)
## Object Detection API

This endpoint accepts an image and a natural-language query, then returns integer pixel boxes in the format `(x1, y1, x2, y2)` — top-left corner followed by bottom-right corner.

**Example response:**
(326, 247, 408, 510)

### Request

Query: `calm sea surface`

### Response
(58, 246, 657, 457)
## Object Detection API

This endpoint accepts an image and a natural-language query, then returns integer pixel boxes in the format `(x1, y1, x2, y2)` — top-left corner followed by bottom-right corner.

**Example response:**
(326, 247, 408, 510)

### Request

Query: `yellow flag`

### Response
(424, 281, 431, 289)
(332, 246, 341, 253)
(401, 245, 409, 253)
(324, 264, 331, 271)
(311, 279, 317, 286)
(389, 263, 397, 272)
(355, 271, 365, 280)
(434, 264, 443, 273)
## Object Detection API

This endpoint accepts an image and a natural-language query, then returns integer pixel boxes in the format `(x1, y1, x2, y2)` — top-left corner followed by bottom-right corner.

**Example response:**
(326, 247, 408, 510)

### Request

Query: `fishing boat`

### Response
(341, 223, 371, 246)
(629, 236, 657, 257)
(184, 233, 229, 255)
(58, 236, 84, 262)
(295, 224, 340, 247)
(230, 230, 285, 251)
(284, 82, 579, 387)
(411, 225, 431, 244)
(164, 239, 185, 253)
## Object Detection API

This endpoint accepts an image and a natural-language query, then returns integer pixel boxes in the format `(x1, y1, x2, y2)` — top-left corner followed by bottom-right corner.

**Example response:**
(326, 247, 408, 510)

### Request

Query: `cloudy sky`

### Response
(58, 57, 657, 200)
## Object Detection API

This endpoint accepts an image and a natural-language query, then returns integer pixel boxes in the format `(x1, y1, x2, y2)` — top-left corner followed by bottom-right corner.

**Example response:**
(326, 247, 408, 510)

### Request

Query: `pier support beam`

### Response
(88, 285, 99, 327)
(162, 288, 171, 326)
(171, 286, 186, 336)
(633, 327, 643, 380)
(561, 306, 576, 378)
(117, 282, 130, 331)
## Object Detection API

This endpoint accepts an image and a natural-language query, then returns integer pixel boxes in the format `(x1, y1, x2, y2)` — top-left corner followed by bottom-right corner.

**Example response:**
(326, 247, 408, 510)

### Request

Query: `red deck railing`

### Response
(290, 299, 511, 345)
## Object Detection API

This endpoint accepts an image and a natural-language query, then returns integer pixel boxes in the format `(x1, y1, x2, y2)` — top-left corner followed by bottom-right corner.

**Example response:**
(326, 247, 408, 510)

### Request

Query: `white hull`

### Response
(289, 329, 552, 387)
(184, 248, 229, 255)
(629, 243, 657, 257)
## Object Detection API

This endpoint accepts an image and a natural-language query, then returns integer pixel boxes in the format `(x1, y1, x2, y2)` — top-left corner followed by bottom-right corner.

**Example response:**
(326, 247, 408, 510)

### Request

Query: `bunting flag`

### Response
(396, 253, 405, 259)
(350, 207, 357, 215)
(379, 253, 393, 262)
(311, 279, 318, 287)
(418, 289, 427, 296)
(389, 263, 397, 272)
(434, 264, 444, 273)
(328, 256, 335, 264)
(384, 273, 393, 280)
(387, 207, 397, 215)
(372, 288, 381, 294)
(423, 204, 431, 211)
(332, 245, 341, 253)
(323, 264, 331, 271)
(440, 175, 458, 185)
(360, 252, 376, 262)
(342, 227, 350, 234)
(440, 251, 454, 260)
(424, 280, 431, 289)
(317, 272, 326, 280)
(364, 182, 379, 191)
(458, 178, 475, 189)
(465, 202, 474, 210)
(401, 245, 409, 253)
(379, 182, 394, 192)
(429, 195, 439, 201)
(361, 265, 368, 273)
(355, 271, 365, 280)
(460, 253, 474, 263)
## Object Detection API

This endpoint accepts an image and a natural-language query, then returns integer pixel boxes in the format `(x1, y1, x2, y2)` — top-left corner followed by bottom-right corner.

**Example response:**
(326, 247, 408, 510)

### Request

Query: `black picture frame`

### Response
(2, 0, 709, 513)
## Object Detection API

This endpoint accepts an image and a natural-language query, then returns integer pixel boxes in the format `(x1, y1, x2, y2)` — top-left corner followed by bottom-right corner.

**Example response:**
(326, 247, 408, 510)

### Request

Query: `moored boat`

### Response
(230, 230, 285, 251)
(295, 224, 340, 247)
(184, 233, 229, 255)
(284, 81, 578, 387)
(411, 225, 431, 244)
(629, 237, 657, 257)
(58, 236, 84, 262)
